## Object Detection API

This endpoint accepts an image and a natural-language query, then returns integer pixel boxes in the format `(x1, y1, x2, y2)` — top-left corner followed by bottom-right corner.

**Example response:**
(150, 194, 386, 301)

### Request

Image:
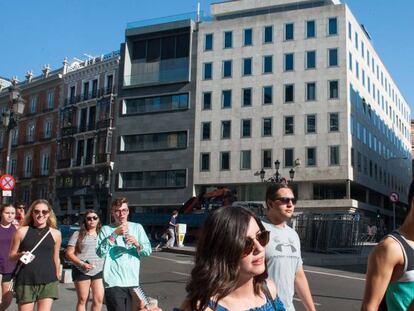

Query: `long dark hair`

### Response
(75, 210, 102, 254)
(186, 206, 268, 311)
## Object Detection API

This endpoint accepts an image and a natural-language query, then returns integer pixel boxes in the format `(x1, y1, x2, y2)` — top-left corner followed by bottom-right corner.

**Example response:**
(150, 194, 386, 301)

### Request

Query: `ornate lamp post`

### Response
(256, 158, 300, 183)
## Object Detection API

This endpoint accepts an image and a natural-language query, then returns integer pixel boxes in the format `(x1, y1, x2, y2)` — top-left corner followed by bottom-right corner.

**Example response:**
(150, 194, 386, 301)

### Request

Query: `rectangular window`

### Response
(306, 114, 316, 134)
(262, 149, 272, 168)
(284, 116, 294, 135)
(41, 152, 50, 175)
(306, 20, 316, 38)
(203, 63, 212, 80)
(222, 90, 232, 108)
(221, 120, 231, 139)
(328, 17, 338, 35)
(349, 52, 353, 71)
(30, 96, 37, 113)
(355, 61, 359, 79)
(285, 23, 294, 40)
(306, 50, 316, 69)
(329, 113, 339, 132)
(306, 147, 317, 166)
(224, 31, 233, 48)
(284, 148, 294, 167)
(263, 55, 273, 73)
(284, 53, 294, 71)
(263, 86, 273, 105)
(205, 33, 213, 51)
(348, 22, 352, 40)
(242, 88, 252, 107)
(328, 48, 338, 66)
(24, 154, 33, 178)
(306, 82, 316, 101)
(262, 118, 272, 136)
(284, 84, 294, 103)
(241, 119, 251, 138)
(223, 60, 232, 78)
(357, 152, 362, 172)
(122, 93, 188, 115)
(329, 146, 340, 165)
(355, 32, 359, 50)
(244, 28, 253, 46)
(329, 80, 339, 99)
(264, 26, 273, 43)
(220, 152, 230, 170)
(120, 131, 188, 152)
(27, 122, 35, 142)
(201, 122, 211, 140)
(240, 150, 251, 169)
(118, 170, 186, 189)
(243, 58, 252, 76)
(203, 92, 212, 110)
(47, 90, 54, 109)
(44, 119, 52, 138)
(200, 153, 210, 171)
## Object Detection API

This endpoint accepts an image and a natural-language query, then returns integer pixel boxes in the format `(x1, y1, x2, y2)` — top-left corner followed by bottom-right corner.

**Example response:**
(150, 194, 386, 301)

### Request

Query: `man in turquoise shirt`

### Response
(96, 197, 152, 311)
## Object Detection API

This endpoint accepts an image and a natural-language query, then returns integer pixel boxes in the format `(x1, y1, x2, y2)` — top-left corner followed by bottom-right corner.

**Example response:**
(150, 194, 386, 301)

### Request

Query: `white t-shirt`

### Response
(263, 218, 303, 311)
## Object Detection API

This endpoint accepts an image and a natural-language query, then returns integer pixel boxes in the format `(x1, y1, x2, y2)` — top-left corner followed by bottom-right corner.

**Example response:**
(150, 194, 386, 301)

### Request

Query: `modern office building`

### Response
(55, 52, 119, 222)
(193, 0, 411, 224)
(113, 14, 199, 212)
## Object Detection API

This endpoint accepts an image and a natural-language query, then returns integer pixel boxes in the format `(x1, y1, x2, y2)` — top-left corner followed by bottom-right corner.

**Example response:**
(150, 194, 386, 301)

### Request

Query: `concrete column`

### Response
(346, 179, 351, 199)
(297, 182, 313, 200)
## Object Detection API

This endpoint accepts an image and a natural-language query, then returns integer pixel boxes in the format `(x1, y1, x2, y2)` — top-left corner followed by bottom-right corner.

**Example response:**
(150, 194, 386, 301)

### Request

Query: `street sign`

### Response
(0, 174, 15, 191)
(2, 190, 12, 197)
(389, 192, 399, 203)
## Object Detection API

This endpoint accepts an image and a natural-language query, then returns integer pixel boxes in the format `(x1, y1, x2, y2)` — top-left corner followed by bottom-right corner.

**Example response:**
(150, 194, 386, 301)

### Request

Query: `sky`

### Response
(0, 0, 413, 113)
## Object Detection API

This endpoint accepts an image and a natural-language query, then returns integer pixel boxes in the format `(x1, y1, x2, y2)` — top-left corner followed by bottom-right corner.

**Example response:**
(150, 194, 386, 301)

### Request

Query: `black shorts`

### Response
(1, 273, 13, 283)
(72, 269, 103, 282)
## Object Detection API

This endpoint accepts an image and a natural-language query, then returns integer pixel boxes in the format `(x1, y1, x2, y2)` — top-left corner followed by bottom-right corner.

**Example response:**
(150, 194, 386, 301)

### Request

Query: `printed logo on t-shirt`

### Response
(273, 237, 299, 257)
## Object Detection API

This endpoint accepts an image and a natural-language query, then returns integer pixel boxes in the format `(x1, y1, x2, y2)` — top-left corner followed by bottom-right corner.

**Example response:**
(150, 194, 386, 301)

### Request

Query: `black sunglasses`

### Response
(33, 210, 49, 215)
(243, 230, 270, 256)
(86, 216, 98, 221)
(274, 197, 297, 205)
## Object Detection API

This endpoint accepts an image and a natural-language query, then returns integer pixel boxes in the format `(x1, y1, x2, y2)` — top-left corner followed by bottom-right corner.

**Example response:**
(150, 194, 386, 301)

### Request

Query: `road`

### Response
(6, 252, 366, 310)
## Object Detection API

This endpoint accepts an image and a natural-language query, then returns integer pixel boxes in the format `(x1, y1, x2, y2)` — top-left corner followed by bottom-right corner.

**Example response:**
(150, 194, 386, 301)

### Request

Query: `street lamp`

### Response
(2, 81, 25, 203)
(256, 158, 300, 183)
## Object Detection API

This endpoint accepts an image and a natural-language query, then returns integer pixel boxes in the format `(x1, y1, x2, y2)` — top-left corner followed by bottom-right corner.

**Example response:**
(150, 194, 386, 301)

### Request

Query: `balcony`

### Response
(96, 119, 111, 129)
(61, 126, 77, 137)
(78, 123, 95, 133)
(95, 154, 108, 164)
(57, 158, 72, 169)
(64, 96, 81, 106)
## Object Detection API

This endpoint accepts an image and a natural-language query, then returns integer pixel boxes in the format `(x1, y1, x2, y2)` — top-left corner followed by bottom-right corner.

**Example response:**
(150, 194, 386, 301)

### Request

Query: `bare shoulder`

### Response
(50, 228, 62, 239)
(265, 279, 277, 299)
(16, 226, 29, 238)
(369, 236, 404, 266)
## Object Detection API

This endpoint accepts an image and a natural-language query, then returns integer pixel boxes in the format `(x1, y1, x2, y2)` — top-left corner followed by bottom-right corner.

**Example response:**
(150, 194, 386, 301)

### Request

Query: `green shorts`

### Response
(15, 281, 59, 304)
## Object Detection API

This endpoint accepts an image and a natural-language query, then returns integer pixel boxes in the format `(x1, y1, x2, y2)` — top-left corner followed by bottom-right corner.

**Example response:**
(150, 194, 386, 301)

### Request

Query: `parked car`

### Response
(58, 224, 80, 268)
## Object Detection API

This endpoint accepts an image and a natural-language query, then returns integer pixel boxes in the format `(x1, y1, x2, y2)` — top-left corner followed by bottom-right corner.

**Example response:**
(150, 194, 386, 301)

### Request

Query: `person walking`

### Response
(0, 204, 17, 311)
(361, 180, 414, 311)
(166, 210, 178, 248)
(66, 210, 104, 311)
(176, 206, 285, 311)
(262, 183, 315, 311)
(13, 204, 26, 228)
(9, 199, 61, 311)
(96, 197, 156, 311)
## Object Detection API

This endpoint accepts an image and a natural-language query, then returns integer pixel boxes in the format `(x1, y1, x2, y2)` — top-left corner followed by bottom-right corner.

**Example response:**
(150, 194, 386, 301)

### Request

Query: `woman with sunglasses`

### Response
(9, 199, 61, 311)
(0, 204, 17, 311)
(66, 210, 104, 311)
(176, 206, 285, 311)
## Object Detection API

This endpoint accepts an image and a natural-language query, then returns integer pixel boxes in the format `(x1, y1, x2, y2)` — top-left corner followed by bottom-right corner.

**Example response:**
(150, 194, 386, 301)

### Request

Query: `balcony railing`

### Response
(61, 126, 77, 137)
(96, 119, 111, 129)
(57, 158, 71, 169)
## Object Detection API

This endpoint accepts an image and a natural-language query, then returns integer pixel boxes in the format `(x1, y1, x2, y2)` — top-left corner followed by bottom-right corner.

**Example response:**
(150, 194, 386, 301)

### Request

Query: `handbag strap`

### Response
(263, 281, 278, 311)
(29, 229, 51, 253)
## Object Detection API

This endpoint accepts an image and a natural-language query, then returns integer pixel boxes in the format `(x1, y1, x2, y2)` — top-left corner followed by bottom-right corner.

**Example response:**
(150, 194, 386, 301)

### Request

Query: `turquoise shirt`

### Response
(96, 221, 151, 288)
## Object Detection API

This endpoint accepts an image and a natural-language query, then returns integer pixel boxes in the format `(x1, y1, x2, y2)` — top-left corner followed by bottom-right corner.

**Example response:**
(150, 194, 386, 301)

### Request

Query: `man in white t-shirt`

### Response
(262, 183, 315, 311)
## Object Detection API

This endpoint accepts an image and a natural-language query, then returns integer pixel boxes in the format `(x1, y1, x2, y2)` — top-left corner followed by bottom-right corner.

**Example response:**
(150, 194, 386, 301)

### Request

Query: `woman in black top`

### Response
(9, 199, 61, 311)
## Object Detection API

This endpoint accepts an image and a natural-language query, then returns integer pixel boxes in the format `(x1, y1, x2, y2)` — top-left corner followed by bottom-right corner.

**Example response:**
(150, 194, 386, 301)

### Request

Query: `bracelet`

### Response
(79, 260, 85, 268)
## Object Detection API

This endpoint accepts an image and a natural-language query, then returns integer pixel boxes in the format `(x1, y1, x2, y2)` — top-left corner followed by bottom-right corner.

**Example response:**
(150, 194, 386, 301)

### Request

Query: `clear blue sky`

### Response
(1, 1, 413, 114)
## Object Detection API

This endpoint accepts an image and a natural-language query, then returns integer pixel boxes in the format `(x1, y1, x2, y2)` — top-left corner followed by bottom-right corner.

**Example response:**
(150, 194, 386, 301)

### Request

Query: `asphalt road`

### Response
(5, 252, 367, 310)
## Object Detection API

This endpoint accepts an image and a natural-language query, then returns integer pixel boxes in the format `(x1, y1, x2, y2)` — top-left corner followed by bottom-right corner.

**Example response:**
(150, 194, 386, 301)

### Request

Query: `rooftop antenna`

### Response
(196, 0, 201, 22)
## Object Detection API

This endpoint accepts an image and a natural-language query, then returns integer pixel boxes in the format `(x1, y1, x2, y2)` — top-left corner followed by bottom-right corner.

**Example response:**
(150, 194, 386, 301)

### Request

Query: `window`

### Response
(284, 53, 294, 71)
(24, 154, 33, 178)
(284, 148, 294, 167)
(240, 150, 251, 169)
(41, 152, 50, 175)
(262, 149, 272, 168)
(201, 122, 211, 140)
(355, 61, 359, 79)
(120, 131, 187, 152)
(263, 55, 273, 73)
(243, 58, 252, 76)
(222, 90, 232, 108)
(328, 17, 338, 35)
(329, 113, 339, 132)
(348, 22, 352, 40)
(203, 92, 212, 110)
(122, 93, 188, 115)
(118, 170, 186, 189)
(285, 23, 294, 40)
(44, 119, 52, 138)
(200, 153, 210, 171)
(284, 116, 294, 135)
(349, 52, 353, 71)
(30, 96, 37, 113)
(306, 147, 317, 166)
(306, 20, 316, 38)
(262, 118, 272, 136)
(221, 120, 231, 139)
(223, 60, 232, 78)
(203, 63, 212, 80)
(106, 74, 114, 94)
(242, 88, 252, 107)
(220, 152, 230, 170)
(306, 82, 316, 101)
(47, 90, 54, 109)
(306, 114, 316, 134)
(0, 130, 3, 148)
(11, 127, 18, 145)
(205, 33, 213, 51)
(10, 158, 16, 175)
(27, 122, 35, 143)
(306, 51, 316, 69)
(329, 146, 340, 165)
(264, 26, 273, 43)
(329, 80, 339, 99)
(244, 28, 253, 46)
(241, 119, 251, 138)
(355, 32, 359, 50)
(284, 84, 294, 103)
(224, 31, 233, 48)
(263, 86, 273, 105)
(328, 48, 338, 67)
